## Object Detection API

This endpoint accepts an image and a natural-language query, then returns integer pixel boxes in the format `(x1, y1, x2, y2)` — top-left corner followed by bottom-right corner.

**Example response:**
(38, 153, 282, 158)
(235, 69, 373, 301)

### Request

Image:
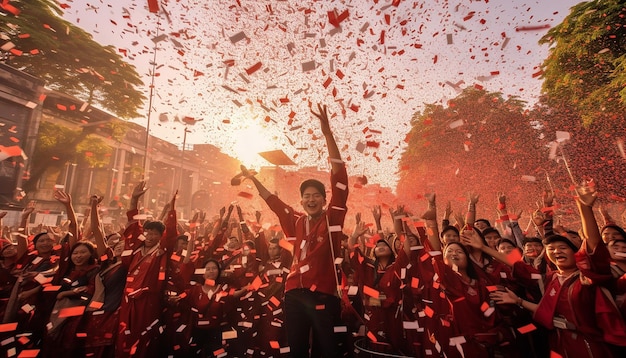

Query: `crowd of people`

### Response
(1, 104, 626, 358)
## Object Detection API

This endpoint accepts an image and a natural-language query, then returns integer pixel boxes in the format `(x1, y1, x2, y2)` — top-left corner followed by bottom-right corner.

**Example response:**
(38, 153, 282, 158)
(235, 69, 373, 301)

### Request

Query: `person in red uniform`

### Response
(491, 183, 626, 357)
(241, 103, 349, 357)
(115, 182, 178, 358)
(42, 240, 99, 358)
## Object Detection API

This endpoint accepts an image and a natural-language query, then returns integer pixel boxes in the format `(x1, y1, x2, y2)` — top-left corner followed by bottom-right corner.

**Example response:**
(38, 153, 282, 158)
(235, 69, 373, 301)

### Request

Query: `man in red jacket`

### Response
(241, 103, 349, 357)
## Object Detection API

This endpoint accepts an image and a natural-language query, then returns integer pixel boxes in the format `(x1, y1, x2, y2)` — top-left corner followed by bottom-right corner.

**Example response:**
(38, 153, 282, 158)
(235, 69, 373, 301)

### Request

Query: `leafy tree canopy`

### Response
(539, 0, 626, 129)
(397, 88, 544, 210)
(0, 0, 145, 119)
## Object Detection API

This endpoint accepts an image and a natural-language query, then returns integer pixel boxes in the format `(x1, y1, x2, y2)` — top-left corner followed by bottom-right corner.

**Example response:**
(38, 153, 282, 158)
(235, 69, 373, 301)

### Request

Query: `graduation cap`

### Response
(258, 150, 296, 166)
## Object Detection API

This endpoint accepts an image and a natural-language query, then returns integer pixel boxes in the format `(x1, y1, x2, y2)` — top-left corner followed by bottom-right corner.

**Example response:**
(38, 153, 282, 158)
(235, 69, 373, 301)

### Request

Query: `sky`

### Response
(59, 0, 583, 189)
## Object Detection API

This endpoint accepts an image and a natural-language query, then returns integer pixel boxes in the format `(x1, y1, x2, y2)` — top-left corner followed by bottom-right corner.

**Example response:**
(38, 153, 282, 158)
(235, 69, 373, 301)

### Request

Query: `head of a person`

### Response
(606, 233, 626, 263)
(373, 239, 395, 263)
(444, 242, 477, 279)
(268, 238, 282, 260)
(176, 234, 189, 252)
(482, 227, 502, 250)
(474, 219, 491, 232)
(299, 179, 327, 218)
(564, 230, 583, 249)
(0, 238, 17, 259)
(106, 233, 124, 258)
(70, 241, 97, 268)
(405, 233, 419, 249)
(496, 238, 519, 256)
(440, 226, 460, 246)
(143, 221, 165, 248)
(522, 237, 543, 259)
(543, 235, 579, 271)
(242, 240, 254, 256)
(601, 225, 626, 245)
(226, 236, 240, 251)
(203, 259, 221, 283)
(33, 232, 55, 254)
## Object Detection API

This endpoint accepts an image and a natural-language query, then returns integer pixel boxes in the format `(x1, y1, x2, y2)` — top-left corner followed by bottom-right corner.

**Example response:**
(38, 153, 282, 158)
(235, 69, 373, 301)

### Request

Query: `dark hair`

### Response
(474, 219, 491, 229)
(176, 234, 189, 242)
(373, 239, 395, 287)
(440, 225, 460, 239)
(299, 179, 326, 199)
(33, 232, 51, 246)
(444, 242, 479, 280)
(601, 225, 626, 244)
(522, 237, 543, 246)
(481, 227, 501, 239)
(202, 258, 222, 283)
(496, 238, 517, 249)
(543, 234, 579, 252)
(144, 220, 166, 235)
(70, 241, 97, 266)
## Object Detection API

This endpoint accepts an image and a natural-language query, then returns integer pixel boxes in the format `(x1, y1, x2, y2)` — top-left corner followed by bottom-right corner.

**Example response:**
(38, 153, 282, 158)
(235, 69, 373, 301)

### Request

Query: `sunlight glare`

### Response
(233, 124, 274, 168)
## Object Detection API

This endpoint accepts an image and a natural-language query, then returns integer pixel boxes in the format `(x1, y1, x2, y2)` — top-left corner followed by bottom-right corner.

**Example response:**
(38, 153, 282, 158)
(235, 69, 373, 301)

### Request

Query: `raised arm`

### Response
(19, 201, 35, 237)
(575, 181, 601, 252)
(161, 190, 179, 253)
(128, 181, 148, 223)
(90, 195, 108, 258)
(464, 192, 479, 228)
(461, 228, 512, 267)
(442, 201, 452, 229)
(54, 190, 77, 247)
(311, 103, 342, 174)
(241, 165, 272, 200)
(422, 193, 441, 252)
(348, 214, 368, 251)
(371, 205, 383, 234)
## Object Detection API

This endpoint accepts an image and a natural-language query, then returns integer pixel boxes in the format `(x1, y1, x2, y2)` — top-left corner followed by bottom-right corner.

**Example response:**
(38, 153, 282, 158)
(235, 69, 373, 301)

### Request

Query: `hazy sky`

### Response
(60, 0, 582, 189)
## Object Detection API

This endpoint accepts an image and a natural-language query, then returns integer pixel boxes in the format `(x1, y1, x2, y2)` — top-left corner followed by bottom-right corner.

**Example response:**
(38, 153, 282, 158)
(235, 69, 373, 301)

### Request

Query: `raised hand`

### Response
(444, 201, 452, 220)
(355, 212, 362, 225)
(131, 181, 148, 201)
(542, 189, 555, 207)
(311, 103, 330, 134)
(425, 192, 436, 208)
(371, 205, 382, 222)
(468, 192, 480, 206)
(460, 229, 484, 250)
(53, 190, 72, 205)
(352, 220, 369, 239)
(575, 180, 597, 207)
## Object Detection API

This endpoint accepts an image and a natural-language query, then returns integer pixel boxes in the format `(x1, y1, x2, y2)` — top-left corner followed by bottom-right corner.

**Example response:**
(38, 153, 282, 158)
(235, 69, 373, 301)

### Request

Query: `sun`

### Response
(232, 124, 275, 168)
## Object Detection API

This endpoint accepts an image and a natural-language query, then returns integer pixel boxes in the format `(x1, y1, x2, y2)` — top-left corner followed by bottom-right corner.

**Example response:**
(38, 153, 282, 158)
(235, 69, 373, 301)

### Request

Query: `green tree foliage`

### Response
(24, 121, 120, 192)
(397, 88, 544, 211)
(536, 1, 626, 201)
(0, 0, 145, 119)
(539, 0, 626, 129)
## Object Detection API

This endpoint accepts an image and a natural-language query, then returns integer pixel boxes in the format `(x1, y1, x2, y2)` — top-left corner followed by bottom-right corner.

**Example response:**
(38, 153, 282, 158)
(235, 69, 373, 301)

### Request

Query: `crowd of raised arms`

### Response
(1, 104, 626, 358)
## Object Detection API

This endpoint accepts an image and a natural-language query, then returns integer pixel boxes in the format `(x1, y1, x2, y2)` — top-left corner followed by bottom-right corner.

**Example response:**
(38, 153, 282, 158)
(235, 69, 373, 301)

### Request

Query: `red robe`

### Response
(533, 240, 626, 357)
(264, 164, 349, 297)
(184, 283, 237, 356)
(350, 247, 406, 353)
(115, 209, 177, 358)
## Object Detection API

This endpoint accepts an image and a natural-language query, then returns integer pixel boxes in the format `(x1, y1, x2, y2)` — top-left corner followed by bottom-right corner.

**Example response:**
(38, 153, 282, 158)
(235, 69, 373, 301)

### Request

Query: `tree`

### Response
(536, 0, 626, 203)
(539, 0, 626, 129)
(23, 120, 126, 193)
(0, 0, 145, 119)
(397, 88, 545, 213)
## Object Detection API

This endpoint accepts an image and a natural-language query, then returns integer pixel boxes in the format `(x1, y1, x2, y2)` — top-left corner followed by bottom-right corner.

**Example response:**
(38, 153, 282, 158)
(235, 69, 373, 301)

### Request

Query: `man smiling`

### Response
(241, 103, 349, 357)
